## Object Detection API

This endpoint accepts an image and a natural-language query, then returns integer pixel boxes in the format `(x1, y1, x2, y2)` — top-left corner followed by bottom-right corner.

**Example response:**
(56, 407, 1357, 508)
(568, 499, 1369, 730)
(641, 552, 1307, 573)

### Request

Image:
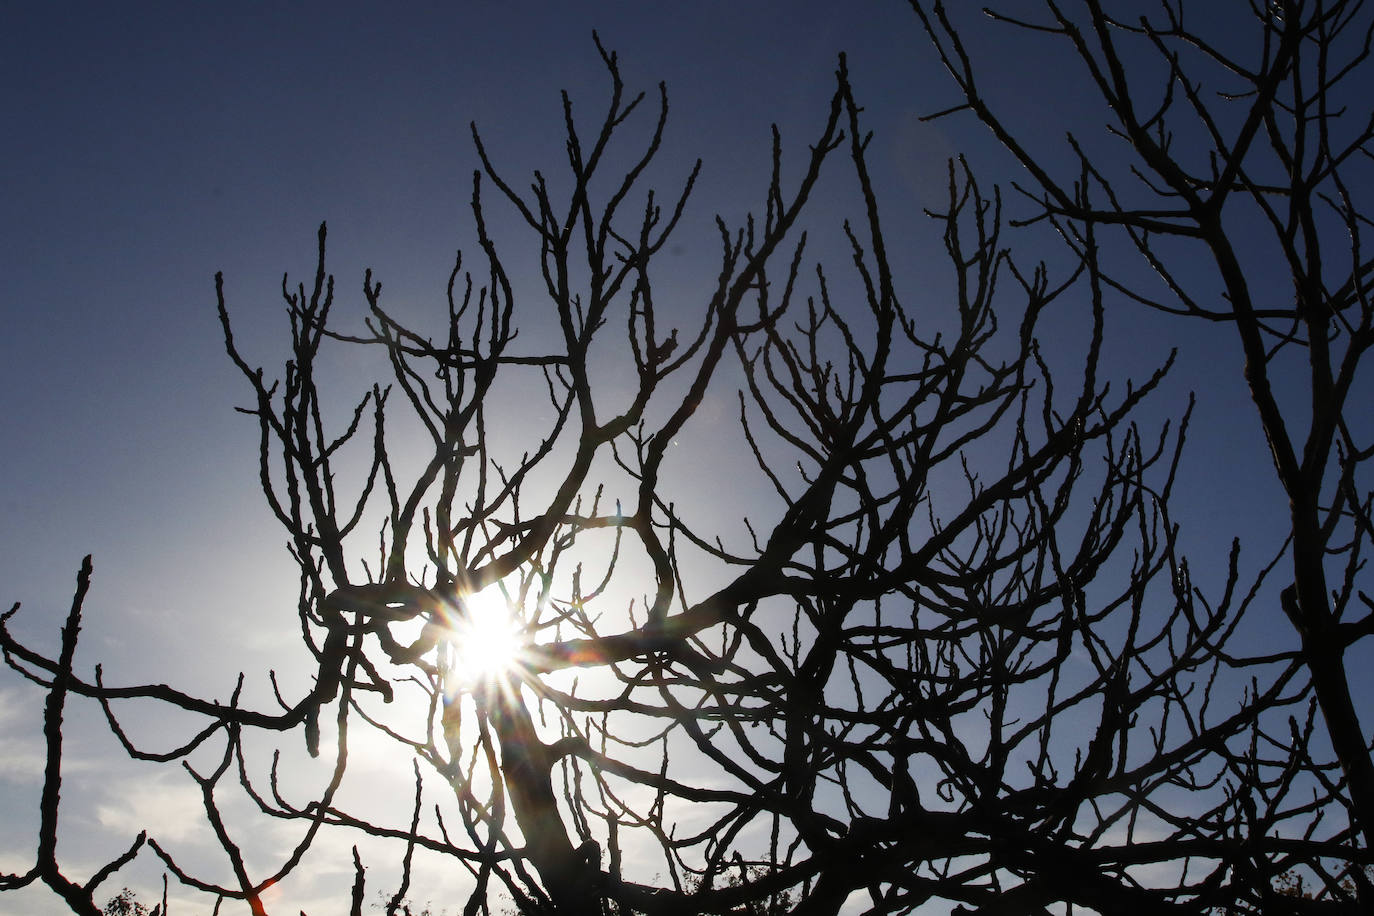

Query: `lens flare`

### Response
(447, 586, 525, 686)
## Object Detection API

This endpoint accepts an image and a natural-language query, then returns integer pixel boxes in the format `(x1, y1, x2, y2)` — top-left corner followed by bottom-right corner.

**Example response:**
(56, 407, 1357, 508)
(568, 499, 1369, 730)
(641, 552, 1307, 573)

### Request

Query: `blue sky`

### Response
(0, 2, 1316, 913)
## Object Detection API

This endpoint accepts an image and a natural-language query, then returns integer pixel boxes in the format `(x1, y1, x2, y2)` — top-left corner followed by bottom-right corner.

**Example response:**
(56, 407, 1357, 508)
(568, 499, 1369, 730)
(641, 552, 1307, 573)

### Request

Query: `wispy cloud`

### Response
(95, 773, 207, 845)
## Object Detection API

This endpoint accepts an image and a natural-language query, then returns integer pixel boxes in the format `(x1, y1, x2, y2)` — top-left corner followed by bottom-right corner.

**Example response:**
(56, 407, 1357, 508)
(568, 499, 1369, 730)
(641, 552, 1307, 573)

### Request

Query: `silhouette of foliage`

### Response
(102, 887, 152, 916)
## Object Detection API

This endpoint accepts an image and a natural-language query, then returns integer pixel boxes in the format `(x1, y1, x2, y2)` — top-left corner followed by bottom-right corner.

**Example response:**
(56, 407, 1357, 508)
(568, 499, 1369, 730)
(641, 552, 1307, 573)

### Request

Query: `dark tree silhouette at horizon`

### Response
(4, 5, 1374, 913)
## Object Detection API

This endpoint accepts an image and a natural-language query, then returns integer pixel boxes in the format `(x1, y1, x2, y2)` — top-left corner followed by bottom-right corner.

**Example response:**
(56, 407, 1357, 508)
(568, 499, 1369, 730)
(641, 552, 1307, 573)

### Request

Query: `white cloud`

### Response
(95, 773, 206, 845)
(0, 686, 51, 785)
(0, 740, 46, 783)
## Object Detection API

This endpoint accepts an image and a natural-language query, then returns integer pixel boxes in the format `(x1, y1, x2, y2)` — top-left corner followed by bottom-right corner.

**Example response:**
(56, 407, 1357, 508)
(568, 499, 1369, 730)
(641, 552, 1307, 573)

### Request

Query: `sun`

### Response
(446, 585, 525, 686)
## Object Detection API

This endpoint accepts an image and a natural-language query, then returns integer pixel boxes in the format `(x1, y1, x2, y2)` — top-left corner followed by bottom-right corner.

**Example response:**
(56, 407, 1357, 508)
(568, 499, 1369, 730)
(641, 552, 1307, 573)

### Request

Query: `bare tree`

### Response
(913, 0, 1374, 899)
(3, 14, 1371, 914)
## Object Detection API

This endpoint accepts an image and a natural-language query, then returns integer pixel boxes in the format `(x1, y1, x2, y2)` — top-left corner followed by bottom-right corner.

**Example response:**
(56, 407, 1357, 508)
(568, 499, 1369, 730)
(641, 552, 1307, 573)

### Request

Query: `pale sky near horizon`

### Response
(0, 2, 1340, 913)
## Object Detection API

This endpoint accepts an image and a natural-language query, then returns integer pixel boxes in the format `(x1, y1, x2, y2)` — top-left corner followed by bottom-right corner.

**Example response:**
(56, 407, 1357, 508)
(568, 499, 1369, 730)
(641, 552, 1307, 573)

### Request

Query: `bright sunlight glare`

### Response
(447, 586, 525, 686)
